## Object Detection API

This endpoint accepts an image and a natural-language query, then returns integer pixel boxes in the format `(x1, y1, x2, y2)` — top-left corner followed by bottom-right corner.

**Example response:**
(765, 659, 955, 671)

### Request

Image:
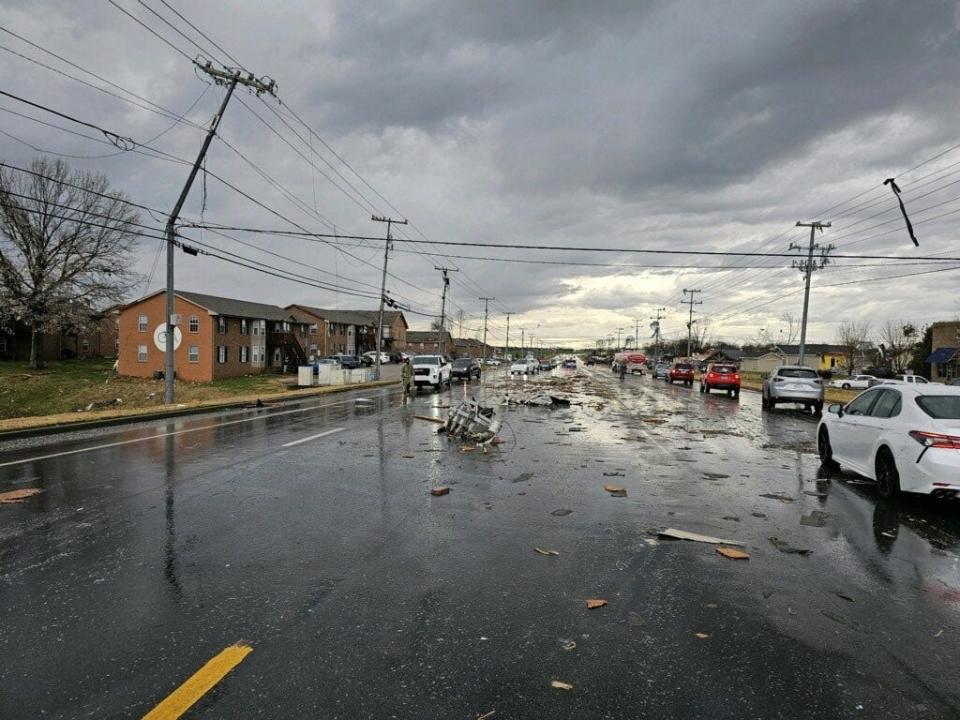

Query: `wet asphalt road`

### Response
(1, 367, 959, 719)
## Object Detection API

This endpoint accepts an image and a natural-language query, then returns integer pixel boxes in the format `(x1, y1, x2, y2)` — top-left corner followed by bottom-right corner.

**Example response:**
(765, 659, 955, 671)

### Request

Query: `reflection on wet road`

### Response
(1, 369, 958, 718)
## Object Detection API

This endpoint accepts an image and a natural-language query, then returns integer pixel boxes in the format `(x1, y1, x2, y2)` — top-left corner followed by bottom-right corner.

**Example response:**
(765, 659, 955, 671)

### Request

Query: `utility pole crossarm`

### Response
(371, 214, 408, 379)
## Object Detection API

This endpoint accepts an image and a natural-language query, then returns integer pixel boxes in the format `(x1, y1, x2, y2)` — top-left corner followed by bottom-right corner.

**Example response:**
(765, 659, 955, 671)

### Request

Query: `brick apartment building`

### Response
(0, 310, 119, 362)
(118, 290, 308, 381)
(928, 320, 960, 382)
(406, 330, 454, 356)
(286, 306, 408, 357)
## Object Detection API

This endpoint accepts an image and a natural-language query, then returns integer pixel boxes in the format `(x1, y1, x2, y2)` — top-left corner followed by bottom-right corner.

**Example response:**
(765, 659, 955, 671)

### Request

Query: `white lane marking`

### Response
(281, 427, 346, 448)
(0, 392, 390, 469)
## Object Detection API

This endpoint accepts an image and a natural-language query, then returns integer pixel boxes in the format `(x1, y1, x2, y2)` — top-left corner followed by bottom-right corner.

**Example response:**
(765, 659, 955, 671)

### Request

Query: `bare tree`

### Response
(878, 320, 916, 373)
(779, 312, 799, 345)
(835, 320, 872, 374)
(0, 158, 140, 368)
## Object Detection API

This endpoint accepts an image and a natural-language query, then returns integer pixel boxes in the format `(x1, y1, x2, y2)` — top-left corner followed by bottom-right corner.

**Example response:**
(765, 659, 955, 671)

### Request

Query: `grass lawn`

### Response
(0, 359, 297, 420)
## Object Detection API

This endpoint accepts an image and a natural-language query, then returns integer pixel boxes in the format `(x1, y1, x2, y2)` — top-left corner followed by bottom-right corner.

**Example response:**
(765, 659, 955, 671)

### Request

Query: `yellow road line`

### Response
(142, 643, 252, 720)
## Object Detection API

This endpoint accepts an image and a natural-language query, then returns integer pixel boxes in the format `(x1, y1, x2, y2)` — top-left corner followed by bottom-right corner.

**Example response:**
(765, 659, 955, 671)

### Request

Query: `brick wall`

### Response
(118, 293, 214, 381)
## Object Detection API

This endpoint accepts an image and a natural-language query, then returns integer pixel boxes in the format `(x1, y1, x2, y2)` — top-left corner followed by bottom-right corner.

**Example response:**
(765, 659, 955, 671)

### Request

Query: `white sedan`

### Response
(817, 384, 960, 498)
(828, 374, 877, 390)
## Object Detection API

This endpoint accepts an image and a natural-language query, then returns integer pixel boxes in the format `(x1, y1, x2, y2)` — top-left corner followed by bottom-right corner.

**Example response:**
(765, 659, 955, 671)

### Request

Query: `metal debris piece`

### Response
(550, 680, 574, 691)
(551, 508, 573, 517)
(716, 546, 749, 560)
(585, 598, 607, 609)
(759, 493, 795, 503)
(560, 639, 577, 651)
(534, 547, 560, 556)
(658, 528, 743, 546)
(444, 398, 502, 445)
(430, 486, 450, 496)
(769, 536, 812, 555)
(695, 632, 710, 639)
(834, 591, 856, 603)
(800, 510, 829, 528)
(604, 484, 627, 497)
(511, 472, 534, 483)
(415, 415, 446, 424)
(0, 488, 43, 504)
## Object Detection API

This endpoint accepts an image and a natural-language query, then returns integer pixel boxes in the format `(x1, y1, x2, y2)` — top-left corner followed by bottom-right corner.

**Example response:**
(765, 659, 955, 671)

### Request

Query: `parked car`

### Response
(563, 358, 578, 369)
(412, 355, 451, 390)
(653, 363, 671, 379)
(363, 351, 390, 364)
(668, 362, 695, 386)
(887, 374, 930, 385)
(817, 384, 960, 498)
(701, 363, 741, 397)
(451, 357, 482, 380)
(829, 374, 878, 390)
(336, 354, 361, 369)
(762, 365, 822, 413)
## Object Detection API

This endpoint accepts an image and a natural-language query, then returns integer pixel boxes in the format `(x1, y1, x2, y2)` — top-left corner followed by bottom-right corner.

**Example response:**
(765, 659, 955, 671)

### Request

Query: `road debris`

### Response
(430, 486, 451, 496)
(602, 471, 625, 477)
(800, 510, 829, 527)
(560, 639, 577, 651)
(834, 591, 856, 603)
(694, 632, 710, 639)
(415, 415, 446, 424)
(769, 536, 812, 555)
(512, 472, 534, 483)
(585, 598, 608, 609)
(551, 508, 573, 517)
(443, 398, 502, 445)
(604, 484, 627, 497)
(0, 488, 44, 504)
(803, 490, 829, 497)
(402, 454, 415, 459)
(716, 546, 749, 560)
(658, 528, 743, 545)
(550, 680, 574, 691)
(534, 547, 560, 556)
(475, 711, 495, 720)
(934, 629, 944, 637)
(759, 492, 795, 503)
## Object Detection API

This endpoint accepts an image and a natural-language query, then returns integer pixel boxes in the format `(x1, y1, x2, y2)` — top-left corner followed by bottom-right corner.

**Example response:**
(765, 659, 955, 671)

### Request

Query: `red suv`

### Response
(667, 362, 695, 387)
(701, 363, 741, 397)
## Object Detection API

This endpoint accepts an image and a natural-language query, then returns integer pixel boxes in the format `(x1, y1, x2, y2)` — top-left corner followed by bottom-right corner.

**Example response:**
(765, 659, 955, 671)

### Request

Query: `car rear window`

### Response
(778, 368, 818, 379)
(916, 396, 960, 419)
(674, 363, 693, 370)
(712, 365, 736, 373)
(453, 359, 471, 367)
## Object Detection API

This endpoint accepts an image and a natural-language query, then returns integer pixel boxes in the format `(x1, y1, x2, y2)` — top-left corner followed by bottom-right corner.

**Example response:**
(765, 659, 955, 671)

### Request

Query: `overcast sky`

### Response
(2, 0, 960, 349)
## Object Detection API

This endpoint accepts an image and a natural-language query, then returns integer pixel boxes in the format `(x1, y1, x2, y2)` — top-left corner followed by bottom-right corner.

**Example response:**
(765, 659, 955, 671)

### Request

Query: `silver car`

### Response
(762, 365, 824, 415)
(653, 363, 670, 379)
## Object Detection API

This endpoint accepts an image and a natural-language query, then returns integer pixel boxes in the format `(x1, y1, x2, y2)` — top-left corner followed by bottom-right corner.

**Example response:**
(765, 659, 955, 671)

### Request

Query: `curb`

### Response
(0, 379, 400, 442)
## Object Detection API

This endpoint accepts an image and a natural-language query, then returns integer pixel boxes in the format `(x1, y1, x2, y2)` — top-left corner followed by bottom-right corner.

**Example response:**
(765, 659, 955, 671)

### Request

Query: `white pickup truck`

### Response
(412, 355, 452, 391)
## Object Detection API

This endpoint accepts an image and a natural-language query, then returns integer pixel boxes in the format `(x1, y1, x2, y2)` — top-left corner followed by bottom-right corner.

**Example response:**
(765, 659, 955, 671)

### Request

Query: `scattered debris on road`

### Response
(534, 547, 560, 556)
(415, 415, 446, 424)
(430, 486, 451, 496)
(800, 510, 829, 527)
(759, 492, 795, 503)
(550, 680, 574, 691)
(716, 546, 750, 560)
(585, 598, 608, 609)
(0, 488, 44, 504)
(604, 484, 627, 497)
(658, 528, 743, 545)
(551, 508, 573, 517)
(769, 536, 812, 555)
(695, 632, 710, 639)
(443, 398, 502, 446)
(512, 472, 534, 483)
(560, 639, 577, 651)
(834, 591, 856, 603)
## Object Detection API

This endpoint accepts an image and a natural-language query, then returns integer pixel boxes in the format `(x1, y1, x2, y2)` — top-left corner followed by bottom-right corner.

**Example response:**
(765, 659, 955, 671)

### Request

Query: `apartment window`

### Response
(188, 345, 199, 363)
(81, 339, 90, 352)
(137, 344, 148, 362)
(0, 336, 6, 352)
(309, 344, 317, 354)
(217, 346, 227, 364)
(217, 317, 227, 334)
(240, 319, 248, 335)
(252, 321, 260, 336)
(240, 346, 248, 363)
(138, 314, 148, 331)
(189, 316, 199, 333)
(309, 323, 318, 335)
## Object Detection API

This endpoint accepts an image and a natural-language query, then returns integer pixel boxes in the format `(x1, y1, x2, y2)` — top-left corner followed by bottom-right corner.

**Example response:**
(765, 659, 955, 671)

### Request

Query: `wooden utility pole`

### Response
(164, 60, 275, 404)
(479, 297, 494, 360)
(792, 221, 833, 366)
(434, 266, 458, 354)
(371, 214, 407, 379)
(682, 289, 702, 359)
(504, 312, 512, 360)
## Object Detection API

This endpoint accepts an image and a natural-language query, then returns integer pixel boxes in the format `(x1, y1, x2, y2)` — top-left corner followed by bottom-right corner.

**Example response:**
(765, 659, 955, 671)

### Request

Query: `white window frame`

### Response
(240, 346, 248, 363)
(81, 339, 90, 352)
(188, 345, 199, 363)
(189, 316, 199, 333)
(137, 344, 148, 362)
(309, 323, 318, 335)
(138, 314, 148, 332)
(240, 319, 248, 335)
(217, 317, 227, 334)
(217, 346, 227, 364)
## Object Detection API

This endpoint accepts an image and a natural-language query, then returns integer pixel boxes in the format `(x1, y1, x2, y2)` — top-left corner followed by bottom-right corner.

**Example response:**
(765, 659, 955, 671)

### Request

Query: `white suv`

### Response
(412, 355, 451, 390)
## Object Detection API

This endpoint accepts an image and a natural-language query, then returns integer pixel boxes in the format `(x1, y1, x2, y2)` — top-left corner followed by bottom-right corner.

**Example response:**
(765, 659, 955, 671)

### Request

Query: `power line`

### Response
(157, 0, 243, 67)
(107, 0, 195, 62)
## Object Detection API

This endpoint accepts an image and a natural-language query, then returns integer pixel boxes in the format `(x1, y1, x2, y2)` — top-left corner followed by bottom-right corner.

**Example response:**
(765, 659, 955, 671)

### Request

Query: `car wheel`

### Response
(842, 383, 850, 390)
(817, 427, 835, 466)
(761, 394, 768, 410)
(875, 448, 901, 499)
(700, 383, 706, 393)
(733, 388, 740, 399)
(813, 401, 823, 416)
(768, 398, 777, 410)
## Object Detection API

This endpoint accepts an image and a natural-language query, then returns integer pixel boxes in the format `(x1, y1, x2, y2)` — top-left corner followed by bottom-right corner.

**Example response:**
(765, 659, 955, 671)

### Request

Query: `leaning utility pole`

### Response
(371, 214, 407, 379)
(434, 266, 458, 354)
(682, 289, 702, 359)
(164, 60, 276, 404)
(617, 327, 624, 352)
(650, 307, 666, 357)
(479, 297, 494, 360)
(792, 221, 833, 366)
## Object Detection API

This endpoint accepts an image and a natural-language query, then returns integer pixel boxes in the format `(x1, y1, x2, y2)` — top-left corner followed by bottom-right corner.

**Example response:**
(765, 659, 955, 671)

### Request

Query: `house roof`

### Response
(773, 344, 845, 355)
(287, 305, 375, 327)
(706, 348, 744, 361)
(350, 310, 408, 329)
(176, 291, 293, 322)
(407, 330, 452, 344)
(927, 347, 959, 364)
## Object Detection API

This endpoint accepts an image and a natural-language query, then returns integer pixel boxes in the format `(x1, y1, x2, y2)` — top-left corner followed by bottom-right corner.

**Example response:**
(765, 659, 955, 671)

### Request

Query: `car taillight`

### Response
(909, 431, 960, 449)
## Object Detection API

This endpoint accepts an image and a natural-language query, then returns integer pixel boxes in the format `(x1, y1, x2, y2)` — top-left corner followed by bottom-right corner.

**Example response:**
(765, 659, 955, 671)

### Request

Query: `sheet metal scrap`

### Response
(444, 397, 502, 446)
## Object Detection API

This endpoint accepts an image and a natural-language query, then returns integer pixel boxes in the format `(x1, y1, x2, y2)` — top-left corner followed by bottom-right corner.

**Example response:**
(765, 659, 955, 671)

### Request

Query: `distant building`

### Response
(452, 337, 495, 358)
(0, 309, 119, 362)
(740, 344, 850, 374)
(407, 330, 454, 356)
(927, 321, 960, 383)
